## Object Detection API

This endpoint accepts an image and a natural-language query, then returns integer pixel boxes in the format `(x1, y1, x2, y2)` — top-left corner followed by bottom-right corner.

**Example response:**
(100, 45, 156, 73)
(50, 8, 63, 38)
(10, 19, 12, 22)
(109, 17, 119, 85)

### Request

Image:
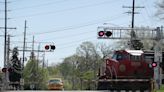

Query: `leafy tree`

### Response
(76, 41, 100, 71)
(47, 64, 61, 78)
(75, 41, 103, 89)
(8, 47, 22, 89)
(59, 56, 74, 79)
(81, 70, 94, 90)
(23, 52, 49, 90)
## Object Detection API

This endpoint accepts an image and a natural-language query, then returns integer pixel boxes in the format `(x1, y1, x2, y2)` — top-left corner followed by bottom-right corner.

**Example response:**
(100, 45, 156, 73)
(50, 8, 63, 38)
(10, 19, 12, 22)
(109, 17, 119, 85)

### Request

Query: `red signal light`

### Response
(98, 31, 105, 37)
(45, 45, 56, 50)
(98, 31, 112, 38)
(8, 67, 13, 72)
(2, 68, 7, 73)
(45, 45, 50, 50)
(152, 62, 157, 67)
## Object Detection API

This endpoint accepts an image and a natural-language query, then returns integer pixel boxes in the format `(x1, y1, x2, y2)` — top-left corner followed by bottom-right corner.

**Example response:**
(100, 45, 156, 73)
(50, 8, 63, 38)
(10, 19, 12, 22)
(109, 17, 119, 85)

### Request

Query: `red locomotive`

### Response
(102, 49, 154, 79)
(97, 49, 155, 91)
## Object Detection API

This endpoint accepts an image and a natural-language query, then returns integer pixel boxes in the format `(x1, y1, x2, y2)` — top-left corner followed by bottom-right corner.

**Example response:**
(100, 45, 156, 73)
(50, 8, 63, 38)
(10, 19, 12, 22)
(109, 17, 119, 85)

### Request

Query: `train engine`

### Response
(97, 49, 155, 91)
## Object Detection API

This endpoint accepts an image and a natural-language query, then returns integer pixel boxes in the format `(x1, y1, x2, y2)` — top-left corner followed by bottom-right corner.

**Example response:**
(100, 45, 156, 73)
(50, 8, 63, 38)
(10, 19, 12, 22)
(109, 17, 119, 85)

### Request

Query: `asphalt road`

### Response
(1, 90, 149, 92)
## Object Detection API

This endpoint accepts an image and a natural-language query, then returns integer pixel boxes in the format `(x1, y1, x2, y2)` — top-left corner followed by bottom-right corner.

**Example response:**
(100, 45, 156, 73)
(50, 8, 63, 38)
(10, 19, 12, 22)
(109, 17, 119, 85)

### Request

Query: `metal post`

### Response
(72, 60, 75, 90)
(130, 0, 135, 49)
(4, 0, 7, 67)
(131, 0, 135, 29)
(21, 20, 27, 90)
(22, 20, 27, 69)
(3, 0, 8, 90)
(6, 35, 10, 90)
(46, 60, 48, 67)
(32, 36, 35, 60)
(154, 27, 162, 90)
(42, 51, 45, 68)
(7, 35, 10, 69)
(94, 55, 97, 90)
(37, 43, 41, 69)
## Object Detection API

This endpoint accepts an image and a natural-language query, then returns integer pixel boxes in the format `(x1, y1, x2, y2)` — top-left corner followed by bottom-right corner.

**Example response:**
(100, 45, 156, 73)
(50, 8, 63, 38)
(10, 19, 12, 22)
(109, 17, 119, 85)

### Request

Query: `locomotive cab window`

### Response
(130, 55, 141, 62)
(112, 53, 128, 61)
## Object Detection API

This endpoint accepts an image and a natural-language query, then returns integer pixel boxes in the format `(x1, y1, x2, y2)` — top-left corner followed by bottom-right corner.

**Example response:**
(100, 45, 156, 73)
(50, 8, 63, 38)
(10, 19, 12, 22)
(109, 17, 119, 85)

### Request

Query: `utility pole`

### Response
(6, 35, 10, 90)
(131, 0, 136, 49)
(3, 0, 8, 90)
(32, 36, 34, 52)
(72, 60, 75, 90)
(37, 43, 41, 70)
(22, 20, 27, 69)
(4, 0, 7, 68)
(46, 59, 48, 67)
(154, 27, 163, 90)
(0, 0, 17, 90)
(21, 20, 27, 90)
(123, 0, 144, 49)
(7, 35, 10, 68)
(130, 0, 137, 49)
(31, 36, 35, 60)
(131, 0, 135, 29)
(42, 51, 45, 68)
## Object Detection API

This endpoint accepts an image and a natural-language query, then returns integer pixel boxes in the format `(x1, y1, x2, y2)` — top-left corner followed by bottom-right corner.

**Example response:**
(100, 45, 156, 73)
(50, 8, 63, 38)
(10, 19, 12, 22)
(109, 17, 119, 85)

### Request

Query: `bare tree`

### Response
(97, 43, 113, 59)
(156, 0, 164, 19)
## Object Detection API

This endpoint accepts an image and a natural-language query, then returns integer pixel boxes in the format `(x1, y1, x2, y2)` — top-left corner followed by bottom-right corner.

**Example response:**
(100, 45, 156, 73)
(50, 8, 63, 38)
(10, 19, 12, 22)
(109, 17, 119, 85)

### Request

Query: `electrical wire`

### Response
(10, 0, 23, 2)
(40, 24, 122, 41)
(140, 0, 156, 26)
(56, 36, 95, 46)
(12, 0, 119, 19)
(14, 13, 125, 37)
(12, 0, 69, 11)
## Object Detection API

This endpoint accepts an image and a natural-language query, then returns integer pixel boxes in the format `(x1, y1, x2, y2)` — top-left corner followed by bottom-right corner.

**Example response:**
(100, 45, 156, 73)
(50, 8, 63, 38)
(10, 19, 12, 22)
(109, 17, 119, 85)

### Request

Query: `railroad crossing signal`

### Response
(98, 31, 112, 38)
(2, 67, 13, 73)
(8, 67, 13, 72)
(45, 45, 55, 50)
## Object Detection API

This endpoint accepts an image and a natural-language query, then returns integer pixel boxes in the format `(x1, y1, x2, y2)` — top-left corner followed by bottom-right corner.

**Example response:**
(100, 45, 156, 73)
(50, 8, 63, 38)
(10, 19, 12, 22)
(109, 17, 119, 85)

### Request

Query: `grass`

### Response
(157, 85, 164, 92)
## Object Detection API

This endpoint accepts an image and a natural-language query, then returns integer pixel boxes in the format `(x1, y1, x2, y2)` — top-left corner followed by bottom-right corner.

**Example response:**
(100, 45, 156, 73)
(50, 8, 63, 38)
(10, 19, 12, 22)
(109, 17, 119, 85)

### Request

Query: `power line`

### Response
(10, 0, 23, 2)
(43, 22, 125, 41)
(12, 0, 69, 11)
(14, 13, 125, 37)
(11, 35, 96, 50)
(141, 0, 157, 26)
(12, 0, 120, 19)
(43, 30, 96, 41)
(56, 36, 95, 46)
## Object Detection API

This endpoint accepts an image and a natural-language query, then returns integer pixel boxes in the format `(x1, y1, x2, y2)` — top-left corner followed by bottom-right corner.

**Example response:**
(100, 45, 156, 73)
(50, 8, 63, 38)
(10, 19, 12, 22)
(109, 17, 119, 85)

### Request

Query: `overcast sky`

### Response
(0, 0, 162, 67)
